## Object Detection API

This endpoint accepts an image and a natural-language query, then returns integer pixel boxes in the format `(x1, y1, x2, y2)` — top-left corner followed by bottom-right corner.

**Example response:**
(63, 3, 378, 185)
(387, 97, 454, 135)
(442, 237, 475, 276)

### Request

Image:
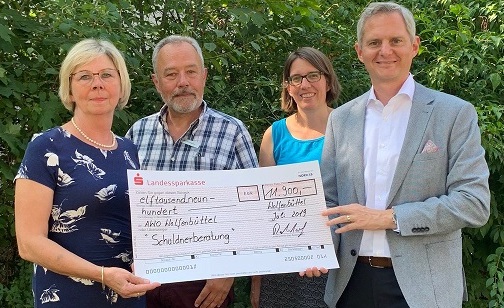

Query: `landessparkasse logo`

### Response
(133, 173, 144, 185)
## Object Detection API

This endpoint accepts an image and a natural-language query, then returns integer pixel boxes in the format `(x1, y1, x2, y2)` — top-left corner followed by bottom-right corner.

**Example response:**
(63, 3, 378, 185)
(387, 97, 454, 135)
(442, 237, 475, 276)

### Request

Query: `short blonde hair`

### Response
(58, 39, 131, 111)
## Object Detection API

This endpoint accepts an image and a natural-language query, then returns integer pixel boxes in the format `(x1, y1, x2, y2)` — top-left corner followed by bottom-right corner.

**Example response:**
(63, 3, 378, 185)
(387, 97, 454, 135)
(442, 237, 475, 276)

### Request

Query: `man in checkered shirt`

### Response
(126, 35, 258, 308)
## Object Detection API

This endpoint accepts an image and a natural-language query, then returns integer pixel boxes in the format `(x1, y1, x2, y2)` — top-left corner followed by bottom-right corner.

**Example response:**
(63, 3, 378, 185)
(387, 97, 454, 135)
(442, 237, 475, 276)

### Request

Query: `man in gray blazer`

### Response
(314, 2, 490, 307)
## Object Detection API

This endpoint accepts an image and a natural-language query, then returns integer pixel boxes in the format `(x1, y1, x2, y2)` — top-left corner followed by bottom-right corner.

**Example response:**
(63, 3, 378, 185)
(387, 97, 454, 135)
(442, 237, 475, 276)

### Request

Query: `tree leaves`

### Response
(0, 0, 503, 307)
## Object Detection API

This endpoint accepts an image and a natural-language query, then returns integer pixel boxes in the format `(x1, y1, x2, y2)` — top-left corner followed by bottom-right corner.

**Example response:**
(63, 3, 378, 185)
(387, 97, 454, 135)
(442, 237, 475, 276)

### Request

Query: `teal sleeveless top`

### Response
(272, 118, 324, 165)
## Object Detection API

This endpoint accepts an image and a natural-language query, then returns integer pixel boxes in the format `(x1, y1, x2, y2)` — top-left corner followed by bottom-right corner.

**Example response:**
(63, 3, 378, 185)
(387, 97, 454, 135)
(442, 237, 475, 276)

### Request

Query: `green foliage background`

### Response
(0, 0, 502, 307)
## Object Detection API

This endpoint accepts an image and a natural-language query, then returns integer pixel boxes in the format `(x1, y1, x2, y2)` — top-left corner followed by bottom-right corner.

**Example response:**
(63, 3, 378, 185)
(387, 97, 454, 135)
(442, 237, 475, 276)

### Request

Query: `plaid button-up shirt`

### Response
(126, 101, 258, 171)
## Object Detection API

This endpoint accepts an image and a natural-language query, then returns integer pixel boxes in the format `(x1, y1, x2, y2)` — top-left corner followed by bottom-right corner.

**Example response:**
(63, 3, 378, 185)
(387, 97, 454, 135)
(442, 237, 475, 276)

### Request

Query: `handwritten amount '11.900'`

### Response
(264, 185, 303, 198)
(262, 179, 317, 200)
(261, 180, 318, 238)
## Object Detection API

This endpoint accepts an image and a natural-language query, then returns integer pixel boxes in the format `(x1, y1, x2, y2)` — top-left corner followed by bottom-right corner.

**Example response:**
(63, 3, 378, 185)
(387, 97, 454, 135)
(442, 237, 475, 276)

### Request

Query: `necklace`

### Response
(71, 117, 116, 148)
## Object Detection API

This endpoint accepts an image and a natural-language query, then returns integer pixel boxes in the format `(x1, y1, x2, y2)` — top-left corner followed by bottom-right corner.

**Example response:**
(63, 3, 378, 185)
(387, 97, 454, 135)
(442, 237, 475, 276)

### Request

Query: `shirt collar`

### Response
(367, 73, 415, 106)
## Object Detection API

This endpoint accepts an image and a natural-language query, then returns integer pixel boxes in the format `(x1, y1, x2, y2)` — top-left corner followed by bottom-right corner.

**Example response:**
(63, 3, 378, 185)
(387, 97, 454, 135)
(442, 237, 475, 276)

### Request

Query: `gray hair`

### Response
(152, 35, 205, 75)
(356, 2, 416, 46)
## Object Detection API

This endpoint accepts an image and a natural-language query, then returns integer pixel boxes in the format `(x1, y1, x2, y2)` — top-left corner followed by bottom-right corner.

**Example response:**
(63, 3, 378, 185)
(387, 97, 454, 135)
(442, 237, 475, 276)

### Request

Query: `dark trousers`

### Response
(337, 262, 409, 308)
(146, 280, 234, 308)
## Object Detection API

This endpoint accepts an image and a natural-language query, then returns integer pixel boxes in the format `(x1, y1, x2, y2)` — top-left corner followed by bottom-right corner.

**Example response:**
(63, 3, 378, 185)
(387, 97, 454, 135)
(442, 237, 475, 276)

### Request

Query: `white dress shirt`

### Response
(359, 74, 415, 257)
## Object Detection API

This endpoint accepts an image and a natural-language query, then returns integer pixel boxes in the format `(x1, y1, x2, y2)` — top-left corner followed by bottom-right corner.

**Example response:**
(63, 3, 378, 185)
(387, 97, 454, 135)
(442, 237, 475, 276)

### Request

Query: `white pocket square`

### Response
(421, 139, 439, 154)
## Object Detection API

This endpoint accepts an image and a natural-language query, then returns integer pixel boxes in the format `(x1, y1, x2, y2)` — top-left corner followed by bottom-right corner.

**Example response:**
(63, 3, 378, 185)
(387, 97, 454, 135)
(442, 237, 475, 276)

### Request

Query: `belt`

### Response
(357, 256, 393, 268)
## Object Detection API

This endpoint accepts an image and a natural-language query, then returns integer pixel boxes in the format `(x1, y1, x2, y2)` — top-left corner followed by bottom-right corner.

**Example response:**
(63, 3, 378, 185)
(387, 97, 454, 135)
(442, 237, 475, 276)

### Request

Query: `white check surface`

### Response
(127, 161, 338, 283)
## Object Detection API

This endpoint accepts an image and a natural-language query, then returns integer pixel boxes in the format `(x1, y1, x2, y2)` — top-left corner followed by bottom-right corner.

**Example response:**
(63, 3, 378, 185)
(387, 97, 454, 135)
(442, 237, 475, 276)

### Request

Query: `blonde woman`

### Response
(15, 39, 159, 307)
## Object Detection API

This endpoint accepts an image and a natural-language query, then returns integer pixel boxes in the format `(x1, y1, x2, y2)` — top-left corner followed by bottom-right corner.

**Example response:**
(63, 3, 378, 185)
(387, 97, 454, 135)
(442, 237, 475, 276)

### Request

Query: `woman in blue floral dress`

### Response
(14, 39, 159, 307)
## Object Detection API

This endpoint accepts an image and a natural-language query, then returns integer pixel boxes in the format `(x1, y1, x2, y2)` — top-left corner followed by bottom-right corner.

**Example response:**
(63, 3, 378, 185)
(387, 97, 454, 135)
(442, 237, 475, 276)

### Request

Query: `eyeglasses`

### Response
(286, 71, 323, 86)
(71, 69, 120, 85)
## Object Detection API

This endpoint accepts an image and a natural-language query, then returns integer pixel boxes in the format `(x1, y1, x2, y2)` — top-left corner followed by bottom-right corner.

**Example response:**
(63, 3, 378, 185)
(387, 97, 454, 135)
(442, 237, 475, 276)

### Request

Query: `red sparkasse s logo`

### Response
(133, 173, 144, 185)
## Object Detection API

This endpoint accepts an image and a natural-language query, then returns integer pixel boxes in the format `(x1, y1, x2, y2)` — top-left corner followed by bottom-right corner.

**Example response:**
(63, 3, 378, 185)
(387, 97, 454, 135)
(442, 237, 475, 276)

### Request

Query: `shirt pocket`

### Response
(193, 151, 217, 170)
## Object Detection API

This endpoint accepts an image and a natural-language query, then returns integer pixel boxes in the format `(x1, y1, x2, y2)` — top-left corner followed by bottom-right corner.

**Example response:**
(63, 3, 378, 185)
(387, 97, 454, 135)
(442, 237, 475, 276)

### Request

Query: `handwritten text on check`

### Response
(127, 161, 338, 283)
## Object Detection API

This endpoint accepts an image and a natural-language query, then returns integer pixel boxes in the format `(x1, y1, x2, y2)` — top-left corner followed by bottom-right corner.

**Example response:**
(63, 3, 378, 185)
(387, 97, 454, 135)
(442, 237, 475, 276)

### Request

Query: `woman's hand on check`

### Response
(299, 267, 328, 278)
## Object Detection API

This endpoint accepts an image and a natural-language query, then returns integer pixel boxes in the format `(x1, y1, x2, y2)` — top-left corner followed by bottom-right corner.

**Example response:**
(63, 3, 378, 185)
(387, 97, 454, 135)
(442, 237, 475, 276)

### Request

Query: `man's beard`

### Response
(162, 91, 201, 114)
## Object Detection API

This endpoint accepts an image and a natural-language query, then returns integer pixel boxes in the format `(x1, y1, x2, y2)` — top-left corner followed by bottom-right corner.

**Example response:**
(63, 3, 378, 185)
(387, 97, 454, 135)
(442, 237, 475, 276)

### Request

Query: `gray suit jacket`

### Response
(321, 82, 490, 308)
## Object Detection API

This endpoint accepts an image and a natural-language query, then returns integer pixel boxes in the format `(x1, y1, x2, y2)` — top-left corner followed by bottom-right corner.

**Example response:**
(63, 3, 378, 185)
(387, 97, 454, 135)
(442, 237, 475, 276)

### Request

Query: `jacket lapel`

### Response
(347, 94, 368, 205)
(387, 83, 434, 207)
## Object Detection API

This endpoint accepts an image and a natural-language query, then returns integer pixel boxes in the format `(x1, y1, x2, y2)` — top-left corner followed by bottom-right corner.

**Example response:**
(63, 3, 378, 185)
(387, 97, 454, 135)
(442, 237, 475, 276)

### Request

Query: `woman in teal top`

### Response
(251, 47, 341, 308)
(271, 118, 324, 164)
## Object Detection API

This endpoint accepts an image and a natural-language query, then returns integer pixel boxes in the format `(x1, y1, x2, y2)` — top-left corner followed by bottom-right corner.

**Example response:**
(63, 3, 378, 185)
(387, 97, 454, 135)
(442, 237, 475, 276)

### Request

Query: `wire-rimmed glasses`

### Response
(70, 69, 120, 85)
(286, 71, 323, 86)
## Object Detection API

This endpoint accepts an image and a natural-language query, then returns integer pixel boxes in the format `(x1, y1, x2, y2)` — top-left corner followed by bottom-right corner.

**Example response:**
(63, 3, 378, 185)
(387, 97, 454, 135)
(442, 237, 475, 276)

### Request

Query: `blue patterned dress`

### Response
(15, 127, 144, 307)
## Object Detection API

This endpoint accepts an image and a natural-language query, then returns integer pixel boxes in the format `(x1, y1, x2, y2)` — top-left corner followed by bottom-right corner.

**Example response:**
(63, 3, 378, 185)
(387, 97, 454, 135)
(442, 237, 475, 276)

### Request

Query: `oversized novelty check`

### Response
(127, 161, 338, 283)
